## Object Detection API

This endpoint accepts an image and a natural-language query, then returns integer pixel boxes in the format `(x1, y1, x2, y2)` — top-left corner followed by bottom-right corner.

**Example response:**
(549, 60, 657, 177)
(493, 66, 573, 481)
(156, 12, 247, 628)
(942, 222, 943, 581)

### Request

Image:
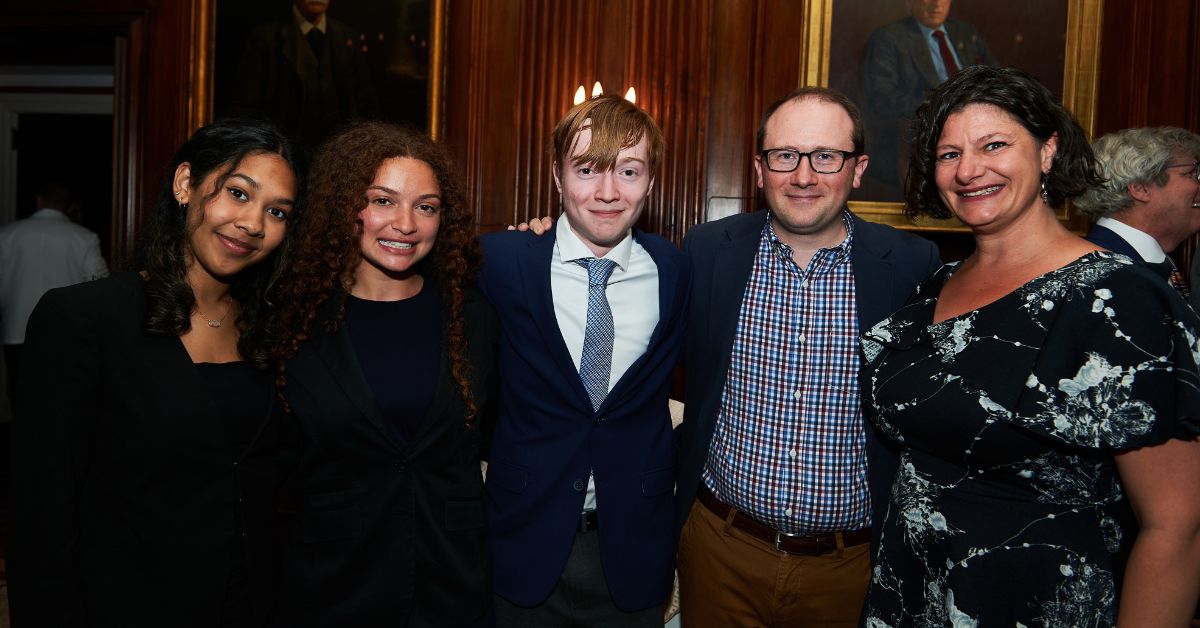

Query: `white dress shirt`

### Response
(0, 208, 108, 344)
(1095, 216, 1168, 263)
(551, 216, 660, 510)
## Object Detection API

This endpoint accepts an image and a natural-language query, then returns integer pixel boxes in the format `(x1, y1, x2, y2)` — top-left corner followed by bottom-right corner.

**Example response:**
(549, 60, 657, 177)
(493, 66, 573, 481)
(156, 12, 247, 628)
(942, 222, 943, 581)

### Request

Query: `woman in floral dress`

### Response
(859, 65, 1200, 627)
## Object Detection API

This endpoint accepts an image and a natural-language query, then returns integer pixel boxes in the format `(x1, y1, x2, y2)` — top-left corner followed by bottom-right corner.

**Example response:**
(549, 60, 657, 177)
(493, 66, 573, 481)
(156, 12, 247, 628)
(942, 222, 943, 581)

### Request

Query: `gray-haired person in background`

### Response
(1077, 127, 1200, 302)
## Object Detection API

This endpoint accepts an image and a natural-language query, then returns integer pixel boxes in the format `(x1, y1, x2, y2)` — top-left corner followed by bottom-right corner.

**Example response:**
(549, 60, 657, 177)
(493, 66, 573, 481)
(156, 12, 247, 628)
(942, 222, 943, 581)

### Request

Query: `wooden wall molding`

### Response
(446, 0, 717, 240)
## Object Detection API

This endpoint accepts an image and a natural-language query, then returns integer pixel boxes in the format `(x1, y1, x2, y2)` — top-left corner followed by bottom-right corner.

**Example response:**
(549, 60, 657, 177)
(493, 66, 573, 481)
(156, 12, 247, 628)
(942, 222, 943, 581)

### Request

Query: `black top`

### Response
(8, 272, 291, 626)
(345, 281, 442, 443)
(195, 361, 275, 628)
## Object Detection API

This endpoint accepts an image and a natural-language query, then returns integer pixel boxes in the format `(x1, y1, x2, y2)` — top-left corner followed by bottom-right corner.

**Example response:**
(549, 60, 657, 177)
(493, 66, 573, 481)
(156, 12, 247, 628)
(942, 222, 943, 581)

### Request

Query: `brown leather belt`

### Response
(697, 485, 870, 556)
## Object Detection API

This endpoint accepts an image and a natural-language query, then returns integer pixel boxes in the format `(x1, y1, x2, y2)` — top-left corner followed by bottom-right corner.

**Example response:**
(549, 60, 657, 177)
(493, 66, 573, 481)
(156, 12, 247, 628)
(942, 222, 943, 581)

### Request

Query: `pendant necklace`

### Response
(195, 299, 232, 329)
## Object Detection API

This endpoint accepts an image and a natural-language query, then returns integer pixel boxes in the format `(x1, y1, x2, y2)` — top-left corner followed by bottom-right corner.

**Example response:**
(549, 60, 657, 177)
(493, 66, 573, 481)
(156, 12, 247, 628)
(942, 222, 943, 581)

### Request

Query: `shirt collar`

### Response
(31, 208, 70, 221)
(293, 6, 328, 34)
(555, 214, 634, 270)
(1096, 216, 1167, 263)
(914, 20, 947, 40)
(763, 209, 855, 262)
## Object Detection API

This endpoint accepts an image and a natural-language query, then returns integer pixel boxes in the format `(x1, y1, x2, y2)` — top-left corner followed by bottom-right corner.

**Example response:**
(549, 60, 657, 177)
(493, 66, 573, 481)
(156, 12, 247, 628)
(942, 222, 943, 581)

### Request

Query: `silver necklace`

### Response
(195, 300, 232, 328)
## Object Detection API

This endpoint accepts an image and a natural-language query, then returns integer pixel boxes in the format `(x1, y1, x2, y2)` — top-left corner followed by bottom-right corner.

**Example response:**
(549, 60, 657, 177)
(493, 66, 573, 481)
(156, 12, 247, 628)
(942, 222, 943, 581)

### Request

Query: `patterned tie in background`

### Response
(575, 258, 617, 412)
(1169, 264, 1190, 299)
(932, 30, 960, 75)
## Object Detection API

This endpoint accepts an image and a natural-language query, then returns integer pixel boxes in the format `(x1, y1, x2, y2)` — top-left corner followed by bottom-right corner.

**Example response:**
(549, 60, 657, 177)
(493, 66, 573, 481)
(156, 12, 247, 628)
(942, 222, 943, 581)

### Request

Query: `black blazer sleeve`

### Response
(8, 286, 100, 625)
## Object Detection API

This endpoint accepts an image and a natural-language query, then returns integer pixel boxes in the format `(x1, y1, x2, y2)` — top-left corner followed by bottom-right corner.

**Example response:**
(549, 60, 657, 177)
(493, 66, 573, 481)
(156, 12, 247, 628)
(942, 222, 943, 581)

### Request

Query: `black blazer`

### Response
(674, 211, 940, 545)
(278, 287, 498, 626)
(9, 272, 288, 626)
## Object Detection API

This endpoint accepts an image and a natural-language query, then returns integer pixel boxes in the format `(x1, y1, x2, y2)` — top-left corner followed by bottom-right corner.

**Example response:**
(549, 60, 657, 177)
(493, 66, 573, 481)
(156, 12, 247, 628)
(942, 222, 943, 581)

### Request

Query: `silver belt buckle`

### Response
(774, 529, 805, 552)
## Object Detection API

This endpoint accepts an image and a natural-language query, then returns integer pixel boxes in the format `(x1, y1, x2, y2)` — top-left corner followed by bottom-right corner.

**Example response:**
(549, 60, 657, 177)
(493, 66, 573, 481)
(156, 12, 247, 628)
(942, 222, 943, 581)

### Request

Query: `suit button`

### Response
(593, 416, 603, 426)
(395, 459, 409, 472)
(572, 479, 586, 491)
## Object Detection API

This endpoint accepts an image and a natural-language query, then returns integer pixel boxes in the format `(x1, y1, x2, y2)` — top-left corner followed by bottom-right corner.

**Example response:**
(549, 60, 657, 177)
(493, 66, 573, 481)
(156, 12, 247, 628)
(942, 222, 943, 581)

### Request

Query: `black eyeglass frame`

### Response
(1164, 160, 1200, 181)
(758, 148, 861, 174)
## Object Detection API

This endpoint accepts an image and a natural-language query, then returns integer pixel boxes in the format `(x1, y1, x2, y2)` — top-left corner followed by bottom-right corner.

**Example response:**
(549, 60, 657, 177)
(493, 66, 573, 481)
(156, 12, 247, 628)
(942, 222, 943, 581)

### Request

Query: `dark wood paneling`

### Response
(1095, 0, 1200, 135)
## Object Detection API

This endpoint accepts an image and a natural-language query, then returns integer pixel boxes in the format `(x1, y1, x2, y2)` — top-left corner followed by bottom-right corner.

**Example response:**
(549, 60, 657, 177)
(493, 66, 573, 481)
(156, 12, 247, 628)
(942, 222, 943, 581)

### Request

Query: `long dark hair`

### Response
(273, 121, 481, 424)
(905, 65, 1102, 219)
(134, 118, 300, 368)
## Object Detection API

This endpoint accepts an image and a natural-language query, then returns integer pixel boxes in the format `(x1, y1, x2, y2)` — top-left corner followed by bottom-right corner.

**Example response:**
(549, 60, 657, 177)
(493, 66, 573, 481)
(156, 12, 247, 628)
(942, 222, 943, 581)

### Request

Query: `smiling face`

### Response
(179, 152, 296, 285)
(553, 124, 654, 258)
(1146, 153, 1200, 248)
(355, 156, 441, 286)
(754, 97, 868, 251)
(933, 103, 1057, 233)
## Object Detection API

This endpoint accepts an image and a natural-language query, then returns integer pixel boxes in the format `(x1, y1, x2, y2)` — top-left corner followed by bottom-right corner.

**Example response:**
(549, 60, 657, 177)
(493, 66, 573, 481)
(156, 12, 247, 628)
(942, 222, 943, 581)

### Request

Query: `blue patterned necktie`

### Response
(575, 258, 618, 412)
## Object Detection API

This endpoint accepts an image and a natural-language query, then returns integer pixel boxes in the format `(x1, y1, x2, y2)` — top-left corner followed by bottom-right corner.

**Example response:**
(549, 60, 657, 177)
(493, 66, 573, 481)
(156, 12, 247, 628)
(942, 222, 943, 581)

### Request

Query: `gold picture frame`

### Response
(186, 0, 446, 140)
(801, 0, 1104, 232)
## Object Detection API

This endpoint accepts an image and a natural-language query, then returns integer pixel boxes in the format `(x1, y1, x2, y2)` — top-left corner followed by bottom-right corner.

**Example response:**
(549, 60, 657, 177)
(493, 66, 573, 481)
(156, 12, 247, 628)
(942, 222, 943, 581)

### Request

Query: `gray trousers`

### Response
(494, 529, 664, 627)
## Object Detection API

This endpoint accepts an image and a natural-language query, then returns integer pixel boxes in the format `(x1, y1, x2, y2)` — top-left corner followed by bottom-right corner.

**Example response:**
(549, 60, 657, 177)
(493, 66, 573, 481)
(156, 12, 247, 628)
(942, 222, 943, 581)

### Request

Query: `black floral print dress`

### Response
(859, 252, 1200, 627)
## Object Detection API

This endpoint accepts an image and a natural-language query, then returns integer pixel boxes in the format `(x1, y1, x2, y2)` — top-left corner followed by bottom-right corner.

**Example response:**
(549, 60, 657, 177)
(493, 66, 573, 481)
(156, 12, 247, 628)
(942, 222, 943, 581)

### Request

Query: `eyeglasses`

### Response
(1165, 160, 1200, 181)
(760, 148, 859, 174)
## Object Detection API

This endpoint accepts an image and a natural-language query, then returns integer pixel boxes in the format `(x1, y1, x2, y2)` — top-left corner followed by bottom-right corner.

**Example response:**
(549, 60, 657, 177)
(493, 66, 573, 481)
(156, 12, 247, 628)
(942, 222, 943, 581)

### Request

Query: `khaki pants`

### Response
(677, 500, 870, 627)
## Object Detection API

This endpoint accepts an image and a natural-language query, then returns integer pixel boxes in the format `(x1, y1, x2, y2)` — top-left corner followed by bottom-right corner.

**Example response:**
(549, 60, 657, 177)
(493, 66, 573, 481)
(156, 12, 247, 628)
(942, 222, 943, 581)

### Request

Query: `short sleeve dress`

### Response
(859, 252, 1200, 627)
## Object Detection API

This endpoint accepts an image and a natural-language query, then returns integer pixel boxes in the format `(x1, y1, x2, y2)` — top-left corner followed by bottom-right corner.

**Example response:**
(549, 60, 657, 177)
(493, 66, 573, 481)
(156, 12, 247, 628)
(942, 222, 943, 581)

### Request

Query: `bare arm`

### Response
(1115, 436, 1200, 626)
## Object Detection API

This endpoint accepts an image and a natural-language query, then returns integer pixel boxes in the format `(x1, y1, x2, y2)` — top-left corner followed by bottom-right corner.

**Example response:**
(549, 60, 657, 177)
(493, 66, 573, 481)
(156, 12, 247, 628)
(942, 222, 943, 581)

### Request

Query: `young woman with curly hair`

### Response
(272, 121, 497, 625)
(9, 118, 301, 625)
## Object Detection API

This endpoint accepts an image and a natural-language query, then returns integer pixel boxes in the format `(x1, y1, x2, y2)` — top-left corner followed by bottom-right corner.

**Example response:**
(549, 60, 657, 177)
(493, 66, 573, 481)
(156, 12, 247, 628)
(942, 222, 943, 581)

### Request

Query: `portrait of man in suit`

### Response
(225, 0, 380, 152)
(861, 0, 996, 195)
(478, 94, 689, 626)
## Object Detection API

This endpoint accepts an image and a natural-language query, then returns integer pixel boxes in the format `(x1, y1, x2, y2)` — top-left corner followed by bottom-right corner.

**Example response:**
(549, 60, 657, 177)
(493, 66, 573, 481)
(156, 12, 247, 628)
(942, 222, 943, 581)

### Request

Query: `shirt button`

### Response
(789, 449, 797, 458)
(785, 507, 793, 516)
(792, 389, 802, 400)
(572, 479, 586, 491)
(395, 459, 409, 472)
(800, 280, 808, 289)
(797, 334, 806, 343)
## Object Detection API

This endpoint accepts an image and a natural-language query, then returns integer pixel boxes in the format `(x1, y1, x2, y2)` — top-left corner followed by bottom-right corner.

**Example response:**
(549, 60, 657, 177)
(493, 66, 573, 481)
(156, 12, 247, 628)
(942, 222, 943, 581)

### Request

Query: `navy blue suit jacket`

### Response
(674, 211, 940, 546)
(479, 227, 690, 611)
(1085, 224, 1146, 262)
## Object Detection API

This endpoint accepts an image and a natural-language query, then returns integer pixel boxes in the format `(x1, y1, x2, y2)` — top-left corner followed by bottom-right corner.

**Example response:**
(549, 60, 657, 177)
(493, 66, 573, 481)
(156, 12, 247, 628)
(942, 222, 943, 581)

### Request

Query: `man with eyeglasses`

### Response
(1076, 127, 1200, 304)
(673, 86, 939, 626)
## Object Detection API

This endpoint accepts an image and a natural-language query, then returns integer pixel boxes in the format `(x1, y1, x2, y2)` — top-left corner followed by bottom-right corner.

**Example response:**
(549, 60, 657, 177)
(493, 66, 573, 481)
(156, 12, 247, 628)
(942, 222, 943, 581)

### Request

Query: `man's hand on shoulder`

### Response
(507, 215, 554, 235)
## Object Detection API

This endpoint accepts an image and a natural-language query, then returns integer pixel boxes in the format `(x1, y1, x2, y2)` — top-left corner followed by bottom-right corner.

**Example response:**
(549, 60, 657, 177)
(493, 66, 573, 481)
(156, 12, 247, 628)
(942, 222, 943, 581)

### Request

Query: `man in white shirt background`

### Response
(0, 180, 108, 399)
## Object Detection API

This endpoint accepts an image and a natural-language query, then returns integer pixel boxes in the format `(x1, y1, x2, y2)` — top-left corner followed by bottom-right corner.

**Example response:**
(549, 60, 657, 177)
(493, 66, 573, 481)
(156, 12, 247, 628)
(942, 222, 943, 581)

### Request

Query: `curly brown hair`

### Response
(272, 121, 480, 424)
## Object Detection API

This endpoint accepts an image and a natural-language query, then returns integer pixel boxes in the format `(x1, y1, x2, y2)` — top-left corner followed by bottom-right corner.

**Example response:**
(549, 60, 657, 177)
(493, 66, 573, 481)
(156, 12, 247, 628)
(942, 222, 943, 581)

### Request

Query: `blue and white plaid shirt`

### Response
(702, 211, 871, 534)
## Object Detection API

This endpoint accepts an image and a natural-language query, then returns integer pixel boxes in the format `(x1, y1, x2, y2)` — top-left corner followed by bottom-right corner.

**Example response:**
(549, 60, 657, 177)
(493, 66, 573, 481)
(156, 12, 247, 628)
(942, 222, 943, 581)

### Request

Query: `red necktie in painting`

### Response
(932, 30, 960, 75)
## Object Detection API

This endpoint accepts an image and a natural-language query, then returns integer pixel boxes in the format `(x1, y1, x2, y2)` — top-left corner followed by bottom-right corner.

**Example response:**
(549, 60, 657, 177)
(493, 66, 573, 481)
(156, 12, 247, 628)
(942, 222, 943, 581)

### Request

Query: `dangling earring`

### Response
(176, 191, 188, 212)
(1040, 178, 1050, 205)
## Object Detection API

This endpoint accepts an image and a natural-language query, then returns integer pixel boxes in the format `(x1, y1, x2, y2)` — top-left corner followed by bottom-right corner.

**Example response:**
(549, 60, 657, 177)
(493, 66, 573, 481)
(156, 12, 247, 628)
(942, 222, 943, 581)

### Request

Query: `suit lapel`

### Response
(517, 231, 592, 409)
(904, 17, 942, 88)
(307, 320, 408, 453)
(710, 215, 764, 360)
(851, 218, 900, 329)
(406, 347, 454, 455)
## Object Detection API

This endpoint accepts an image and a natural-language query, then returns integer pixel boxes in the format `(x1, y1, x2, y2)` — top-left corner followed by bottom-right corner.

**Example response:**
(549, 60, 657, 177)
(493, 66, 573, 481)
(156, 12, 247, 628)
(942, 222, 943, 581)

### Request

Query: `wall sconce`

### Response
(572, 82, 638, 105)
